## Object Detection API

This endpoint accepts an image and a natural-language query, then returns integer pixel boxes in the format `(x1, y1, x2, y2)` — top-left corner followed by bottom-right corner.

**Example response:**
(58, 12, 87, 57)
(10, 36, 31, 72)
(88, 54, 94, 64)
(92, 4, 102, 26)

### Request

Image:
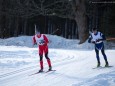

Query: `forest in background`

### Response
(0, 0, 115, 43)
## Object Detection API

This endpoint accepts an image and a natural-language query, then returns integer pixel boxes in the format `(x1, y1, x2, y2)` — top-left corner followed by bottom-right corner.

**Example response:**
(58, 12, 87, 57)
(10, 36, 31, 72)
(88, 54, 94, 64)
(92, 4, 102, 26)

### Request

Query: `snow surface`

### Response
(0, 35, 115, 86)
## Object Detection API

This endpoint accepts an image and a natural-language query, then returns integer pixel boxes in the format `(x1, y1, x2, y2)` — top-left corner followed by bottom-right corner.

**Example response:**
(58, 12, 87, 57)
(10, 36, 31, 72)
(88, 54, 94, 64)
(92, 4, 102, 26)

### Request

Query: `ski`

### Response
(45, 70, 56, 73)
(102, 66, 113, 68)
(92, 66, 113, 69)
(92, 66, 102, 69)
(29, 71, 44, 76)
(29, 70, 56, 76)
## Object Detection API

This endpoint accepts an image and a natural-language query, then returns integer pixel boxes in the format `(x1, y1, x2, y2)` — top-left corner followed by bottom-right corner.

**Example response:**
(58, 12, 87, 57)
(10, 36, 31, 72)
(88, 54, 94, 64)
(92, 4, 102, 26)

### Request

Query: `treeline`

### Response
(0, 0, 115, 43)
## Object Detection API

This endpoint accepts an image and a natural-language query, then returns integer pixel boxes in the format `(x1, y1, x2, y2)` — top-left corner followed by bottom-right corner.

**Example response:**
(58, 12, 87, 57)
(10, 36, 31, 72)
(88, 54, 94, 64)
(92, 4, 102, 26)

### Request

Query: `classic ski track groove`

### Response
(0, 56, 75, 79)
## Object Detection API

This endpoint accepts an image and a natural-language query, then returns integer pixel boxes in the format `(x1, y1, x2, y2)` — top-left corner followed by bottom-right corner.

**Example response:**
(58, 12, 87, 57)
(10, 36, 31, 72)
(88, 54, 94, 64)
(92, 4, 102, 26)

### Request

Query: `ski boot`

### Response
(39, 69, 43, 72)
(97, 62, 100, 67)
(48, 66, 52, 71)
(105, 62, 109, 67)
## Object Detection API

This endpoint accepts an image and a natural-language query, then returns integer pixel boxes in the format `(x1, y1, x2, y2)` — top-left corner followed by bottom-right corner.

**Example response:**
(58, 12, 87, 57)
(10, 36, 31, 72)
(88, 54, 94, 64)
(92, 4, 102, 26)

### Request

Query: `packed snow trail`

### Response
(0, 46, 115, 86)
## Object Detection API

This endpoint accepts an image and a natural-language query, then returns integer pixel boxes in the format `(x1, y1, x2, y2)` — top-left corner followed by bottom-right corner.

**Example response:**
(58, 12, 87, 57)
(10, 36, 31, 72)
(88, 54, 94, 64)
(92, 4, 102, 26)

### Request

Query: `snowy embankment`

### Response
(0, 35, 114, 49)
(0, 35, 95, 49)
(0, 35, 115, 86)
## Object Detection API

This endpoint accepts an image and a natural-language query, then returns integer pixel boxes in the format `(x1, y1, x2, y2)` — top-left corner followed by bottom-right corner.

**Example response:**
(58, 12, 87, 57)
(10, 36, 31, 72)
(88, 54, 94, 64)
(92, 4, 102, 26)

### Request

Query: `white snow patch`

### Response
(0, 35, 115, 86)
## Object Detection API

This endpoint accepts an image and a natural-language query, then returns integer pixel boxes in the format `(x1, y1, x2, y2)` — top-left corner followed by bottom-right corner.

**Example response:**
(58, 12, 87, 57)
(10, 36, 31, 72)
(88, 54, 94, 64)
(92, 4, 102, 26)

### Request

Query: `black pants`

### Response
(95, 43, 108, 63)
(39, 52, 50, 61)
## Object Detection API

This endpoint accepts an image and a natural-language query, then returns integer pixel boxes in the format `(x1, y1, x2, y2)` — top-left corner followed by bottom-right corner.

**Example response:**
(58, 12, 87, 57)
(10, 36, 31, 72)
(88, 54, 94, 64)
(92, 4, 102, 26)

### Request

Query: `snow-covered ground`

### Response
(0, 35, 115, 86)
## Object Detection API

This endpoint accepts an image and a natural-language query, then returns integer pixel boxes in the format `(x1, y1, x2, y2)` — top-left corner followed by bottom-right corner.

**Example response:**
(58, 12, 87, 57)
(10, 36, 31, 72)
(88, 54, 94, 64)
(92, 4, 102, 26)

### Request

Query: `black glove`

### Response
(34, 43, 37, 45)
(92, 41, 96, 44)
(96, 39, 102, 42)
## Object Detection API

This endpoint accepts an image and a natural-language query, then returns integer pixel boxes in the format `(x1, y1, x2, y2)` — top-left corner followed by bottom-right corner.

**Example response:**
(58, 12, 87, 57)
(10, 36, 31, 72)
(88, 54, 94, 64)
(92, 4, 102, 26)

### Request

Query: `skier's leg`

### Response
(44, 46, 52, 70)
(95, 47, 100, 67)
(39, 46, 44, 71)
(39, 55, 43, 71)
(45, 53, 52, 71)
(101, 46, 109, 66)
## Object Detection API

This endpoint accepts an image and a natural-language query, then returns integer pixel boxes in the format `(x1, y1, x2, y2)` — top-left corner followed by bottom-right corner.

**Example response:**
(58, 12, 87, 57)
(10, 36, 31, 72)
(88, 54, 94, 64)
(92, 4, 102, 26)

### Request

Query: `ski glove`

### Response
(34, 43, 37, 45)
(91, 41, 96, 44)
(96, 39, 102, 42)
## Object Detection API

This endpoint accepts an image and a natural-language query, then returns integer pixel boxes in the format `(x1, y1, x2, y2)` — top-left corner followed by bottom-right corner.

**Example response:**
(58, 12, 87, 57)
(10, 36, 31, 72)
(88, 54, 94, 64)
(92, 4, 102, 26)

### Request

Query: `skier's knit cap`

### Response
(36, 31, 40, 34)
(35, 29, 40, 34)
(92, 28, 97, 31)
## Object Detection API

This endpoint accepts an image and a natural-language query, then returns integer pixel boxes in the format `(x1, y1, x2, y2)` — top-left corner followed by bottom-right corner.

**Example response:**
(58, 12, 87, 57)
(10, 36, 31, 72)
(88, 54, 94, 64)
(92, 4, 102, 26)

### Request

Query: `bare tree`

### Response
(70, 0, 89, 43)
(0, 0, 114, 42)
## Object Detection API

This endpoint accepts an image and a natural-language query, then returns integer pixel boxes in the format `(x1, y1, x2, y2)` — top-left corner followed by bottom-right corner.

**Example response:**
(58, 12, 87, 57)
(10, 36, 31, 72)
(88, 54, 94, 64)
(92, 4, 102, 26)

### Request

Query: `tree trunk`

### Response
(14, 17, 19, 36)
(75, 15, 88, 44)
(0, 20, 2, 38)
(24, 18, 27, 35)
(0, 15, 2, 38)
(48, 19, 50, 34)
(65, 20, 67, 38)
(8, 17, 12, 37)
(72, 22, 74, 39)
(74, 0, 88, 44)
(0, 0, 2, 38)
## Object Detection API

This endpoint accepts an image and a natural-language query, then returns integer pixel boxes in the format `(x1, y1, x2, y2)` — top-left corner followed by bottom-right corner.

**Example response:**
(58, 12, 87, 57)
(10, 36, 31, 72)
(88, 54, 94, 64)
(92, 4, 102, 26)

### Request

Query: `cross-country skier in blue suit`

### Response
(88, 28, 109, 67)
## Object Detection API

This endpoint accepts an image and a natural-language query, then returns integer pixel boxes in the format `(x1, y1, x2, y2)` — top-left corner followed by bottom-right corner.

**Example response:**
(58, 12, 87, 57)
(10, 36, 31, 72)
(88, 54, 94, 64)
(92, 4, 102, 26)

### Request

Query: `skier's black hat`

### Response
(92, 28, 97, 31)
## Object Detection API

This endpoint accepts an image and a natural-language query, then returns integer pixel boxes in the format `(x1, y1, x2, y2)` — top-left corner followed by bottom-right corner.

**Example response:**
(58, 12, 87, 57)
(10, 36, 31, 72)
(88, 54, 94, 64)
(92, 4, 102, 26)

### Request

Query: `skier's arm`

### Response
(100, 34, 106, 40)
(96, 33, 106, 42)
(43, 35, 49, 45)
(88, 35, 96, 44)
(32, 36, 37, 45)
(88, 35, 92, 43)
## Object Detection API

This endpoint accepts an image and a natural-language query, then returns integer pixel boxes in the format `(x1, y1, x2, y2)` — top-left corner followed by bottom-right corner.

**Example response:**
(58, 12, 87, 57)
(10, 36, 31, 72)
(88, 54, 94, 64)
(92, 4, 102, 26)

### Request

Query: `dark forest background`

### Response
(0, 0, 115, 43)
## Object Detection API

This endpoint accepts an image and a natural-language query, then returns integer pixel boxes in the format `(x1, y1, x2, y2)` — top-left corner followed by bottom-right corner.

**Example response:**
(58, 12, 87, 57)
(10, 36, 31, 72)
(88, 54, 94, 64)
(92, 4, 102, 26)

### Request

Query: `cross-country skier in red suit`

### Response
(32, 31, 52, 72)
